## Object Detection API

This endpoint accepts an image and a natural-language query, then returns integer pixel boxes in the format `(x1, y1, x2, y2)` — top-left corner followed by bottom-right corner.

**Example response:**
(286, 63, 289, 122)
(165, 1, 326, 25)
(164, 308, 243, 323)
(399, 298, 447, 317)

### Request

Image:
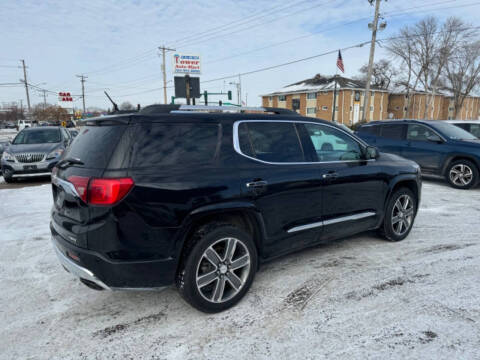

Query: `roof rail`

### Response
(139, 104, 299, 115)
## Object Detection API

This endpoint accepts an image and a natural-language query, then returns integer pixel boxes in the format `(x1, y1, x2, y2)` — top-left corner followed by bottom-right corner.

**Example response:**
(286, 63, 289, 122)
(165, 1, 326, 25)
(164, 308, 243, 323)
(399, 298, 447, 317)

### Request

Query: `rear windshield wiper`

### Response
(57, 157, 84, 169)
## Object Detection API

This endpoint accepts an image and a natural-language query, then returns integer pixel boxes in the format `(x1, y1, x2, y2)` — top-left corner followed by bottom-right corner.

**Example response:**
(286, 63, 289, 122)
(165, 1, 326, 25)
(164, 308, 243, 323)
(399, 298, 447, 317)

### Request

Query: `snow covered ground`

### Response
(0, 181, 479, 359)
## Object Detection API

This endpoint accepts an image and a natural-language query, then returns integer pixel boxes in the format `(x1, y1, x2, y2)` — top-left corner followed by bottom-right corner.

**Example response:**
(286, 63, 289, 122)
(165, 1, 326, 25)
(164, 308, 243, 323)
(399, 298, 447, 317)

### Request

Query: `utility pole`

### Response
(76, 74, 87, 113)
(21, 59, 31, 113)
(229, 75, 242, 106)
(361, 0, 382, 123)
(159, 45, 176, 104)
(39, 89, 47, 109)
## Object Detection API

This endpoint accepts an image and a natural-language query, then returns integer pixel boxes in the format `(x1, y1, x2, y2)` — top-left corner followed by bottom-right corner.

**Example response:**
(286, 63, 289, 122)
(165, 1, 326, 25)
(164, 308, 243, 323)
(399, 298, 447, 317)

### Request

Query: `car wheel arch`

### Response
(442, 155, 480, 176)
(174, 205, 267, 275)
(383, 175, 420, 222)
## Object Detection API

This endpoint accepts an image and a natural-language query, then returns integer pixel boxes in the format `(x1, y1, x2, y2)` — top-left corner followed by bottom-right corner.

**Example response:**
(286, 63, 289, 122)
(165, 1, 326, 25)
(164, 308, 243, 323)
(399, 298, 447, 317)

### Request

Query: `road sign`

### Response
(172, 53, 201, 75)
(174, 76, 200, 99)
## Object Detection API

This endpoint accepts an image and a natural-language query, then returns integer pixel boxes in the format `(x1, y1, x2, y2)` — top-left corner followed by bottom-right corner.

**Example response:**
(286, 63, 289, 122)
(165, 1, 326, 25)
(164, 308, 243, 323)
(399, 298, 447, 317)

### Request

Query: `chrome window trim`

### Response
(233, 119, 373, 165)
(51, 174, 81, 198)
(287, 211, 376, 233)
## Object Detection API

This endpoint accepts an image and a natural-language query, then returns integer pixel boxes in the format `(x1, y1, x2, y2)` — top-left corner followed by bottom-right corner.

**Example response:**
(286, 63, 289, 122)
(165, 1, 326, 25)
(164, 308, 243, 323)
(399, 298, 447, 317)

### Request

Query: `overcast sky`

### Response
(1, 0, 479, 110)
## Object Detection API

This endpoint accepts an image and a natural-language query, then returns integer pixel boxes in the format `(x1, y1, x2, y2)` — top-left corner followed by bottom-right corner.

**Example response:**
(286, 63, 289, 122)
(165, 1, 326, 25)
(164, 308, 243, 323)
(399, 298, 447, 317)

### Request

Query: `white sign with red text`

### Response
(172, 53, 201, 75)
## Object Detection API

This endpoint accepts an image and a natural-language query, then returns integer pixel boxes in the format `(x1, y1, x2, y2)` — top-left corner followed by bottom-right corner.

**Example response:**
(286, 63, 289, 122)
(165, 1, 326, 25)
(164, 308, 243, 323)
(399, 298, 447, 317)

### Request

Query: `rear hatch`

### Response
(51, 118, 132, 248)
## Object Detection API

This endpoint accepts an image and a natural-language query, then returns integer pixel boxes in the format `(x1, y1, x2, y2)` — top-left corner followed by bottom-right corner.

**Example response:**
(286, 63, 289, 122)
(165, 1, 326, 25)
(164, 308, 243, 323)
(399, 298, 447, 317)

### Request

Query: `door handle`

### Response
(246, 180, 268, 188)
(322, 172, 338, 179)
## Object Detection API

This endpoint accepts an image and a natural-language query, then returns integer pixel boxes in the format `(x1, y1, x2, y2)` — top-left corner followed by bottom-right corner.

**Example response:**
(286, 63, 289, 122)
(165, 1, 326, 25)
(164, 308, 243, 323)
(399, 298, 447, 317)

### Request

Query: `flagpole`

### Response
(331, 51, 339, 123)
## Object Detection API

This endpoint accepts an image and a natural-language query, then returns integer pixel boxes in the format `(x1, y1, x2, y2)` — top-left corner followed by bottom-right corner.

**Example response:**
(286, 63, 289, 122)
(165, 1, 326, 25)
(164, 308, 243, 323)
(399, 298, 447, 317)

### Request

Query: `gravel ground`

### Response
(0, 180, 479, 359)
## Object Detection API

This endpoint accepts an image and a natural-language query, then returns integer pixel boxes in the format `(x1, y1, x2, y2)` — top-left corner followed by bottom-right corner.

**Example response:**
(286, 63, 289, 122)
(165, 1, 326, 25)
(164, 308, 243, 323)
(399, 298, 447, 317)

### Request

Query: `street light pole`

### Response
(159, 45, 176, 104)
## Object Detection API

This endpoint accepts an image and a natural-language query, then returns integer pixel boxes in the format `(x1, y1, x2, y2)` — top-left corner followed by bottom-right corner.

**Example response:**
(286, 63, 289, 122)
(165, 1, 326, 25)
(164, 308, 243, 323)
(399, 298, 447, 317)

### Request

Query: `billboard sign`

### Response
(172, 53, 201, 75)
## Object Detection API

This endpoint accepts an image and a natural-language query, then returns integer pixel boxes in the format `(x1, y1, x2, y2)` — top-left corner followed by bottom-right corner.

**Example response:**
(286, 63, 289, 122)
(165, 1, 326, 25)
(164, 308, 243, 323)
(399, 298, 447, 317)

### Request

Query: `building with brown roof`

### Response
(261, 74, 389, 125)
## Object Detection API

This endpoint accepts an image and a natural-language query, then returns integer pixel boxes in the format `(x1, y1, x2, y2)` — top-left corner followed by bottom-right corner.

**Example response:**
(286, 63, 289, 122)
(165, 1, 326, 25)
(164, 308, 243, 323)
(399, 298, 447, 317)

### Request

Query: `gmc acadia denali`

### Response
(50, 105, 421, 313)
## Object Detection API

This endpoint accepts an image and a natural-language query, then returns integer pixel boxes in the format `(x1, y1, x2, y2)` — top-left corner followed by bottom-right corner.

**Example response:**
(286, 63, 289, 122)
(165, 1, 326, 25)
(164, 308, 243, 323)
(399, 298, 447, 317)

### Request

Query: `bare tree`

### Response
(357, 59, 398, 89)
(388, 17, 473, 118)
(445, 40, 480, 119)
(387, 25, 423, 117)
(119, 101, 134, 111)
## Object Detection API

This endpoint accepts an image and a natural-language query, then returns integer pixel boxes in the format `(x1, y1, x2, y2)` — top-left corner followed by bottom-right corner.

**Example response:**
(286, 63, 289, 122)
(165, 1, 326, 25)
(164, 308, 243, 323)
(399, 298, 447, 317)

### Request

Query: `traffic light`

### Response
(227, 90, 232, 100)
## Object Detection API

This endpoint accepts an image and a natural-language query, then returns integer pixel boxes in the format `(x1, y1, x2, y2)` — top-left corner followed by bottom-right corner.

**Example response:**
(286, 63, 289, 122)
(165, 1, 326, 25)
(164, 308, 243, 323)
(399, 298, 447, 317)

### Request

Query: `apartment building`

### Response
(388, 90, 480, 120)
(261, 74, 389, 125)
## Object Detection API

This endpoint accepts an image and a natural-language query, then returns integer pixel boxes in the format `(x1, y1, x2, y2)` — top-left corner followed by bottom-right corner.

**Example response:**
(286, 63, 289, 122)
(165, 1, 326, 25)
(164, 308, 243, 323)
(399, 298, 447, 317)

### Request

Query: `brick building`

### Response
(388, 90, 480, 120)
(261, 74, 389, 125)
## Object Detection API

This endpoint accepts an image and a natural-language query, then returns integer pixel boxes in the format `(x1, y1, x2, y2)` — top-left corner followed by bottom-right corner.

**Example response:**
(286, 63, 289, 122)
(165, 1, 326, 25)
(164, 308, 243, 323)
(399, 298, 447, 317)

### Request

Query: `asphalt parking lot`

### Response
(0, 179, 479, 359)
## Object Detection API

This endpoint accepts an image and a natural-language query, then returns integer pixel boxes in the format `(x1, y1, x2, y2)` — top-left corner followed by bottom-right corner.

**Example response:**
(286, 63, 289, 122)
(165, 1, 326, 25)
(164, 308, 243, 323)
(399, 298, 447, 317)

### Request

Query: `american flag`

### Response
(336, 50, 345, 73)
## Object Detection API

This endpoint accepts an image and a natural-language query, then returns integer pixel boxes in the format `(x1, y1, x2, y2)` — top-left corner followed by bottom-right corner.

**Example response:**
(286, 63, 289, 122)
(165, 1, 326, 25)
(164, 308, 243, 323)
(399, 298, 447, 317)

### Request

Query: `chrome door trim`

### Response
(287, 211, 376, 233)
(232, 120, 374, 165)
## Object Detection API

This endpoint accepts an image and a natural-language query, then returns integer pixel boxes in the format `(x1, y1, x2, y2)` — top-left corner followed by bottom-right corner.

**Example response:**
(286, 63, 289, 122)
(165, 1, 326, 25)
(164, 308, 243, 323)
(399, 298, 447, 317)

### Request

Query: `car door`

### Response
(375, 123, 408, 156)
(402, 123, 445, 173)
(298, 122, 386, 242)
(235, 120, 324, 257)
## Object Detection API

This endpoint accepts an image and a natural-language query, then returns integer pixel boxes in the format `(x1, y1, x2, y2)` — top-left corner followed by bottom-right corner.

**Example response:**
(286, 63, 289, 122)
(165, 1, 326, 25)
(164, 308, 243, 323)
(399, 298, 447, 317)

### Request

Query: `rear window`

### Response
(380, 124, 406, 140)
(132, 123, 220, 167)
(63, 125, 127, 168)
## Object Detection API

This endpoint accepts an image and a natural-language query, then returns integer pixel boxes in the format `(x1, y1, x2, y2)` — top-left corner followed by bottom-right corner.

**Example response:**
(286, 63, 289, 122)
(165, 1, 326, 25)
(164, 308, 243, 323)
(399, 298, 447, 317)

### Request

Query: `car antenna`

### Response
(104, 91, 119, 113)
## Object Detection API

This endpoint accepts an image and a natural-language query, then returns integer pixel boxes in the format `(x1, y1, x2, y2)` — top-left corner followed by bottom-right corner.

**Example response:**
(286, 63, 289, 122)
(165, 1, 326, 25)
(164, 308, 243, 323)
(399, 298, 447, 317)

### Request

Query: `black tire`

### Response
(176, 223, 257, 313)
(380, 187, 417, 242)
(2, 169, 14, 183)
(445, 159, 478, 189)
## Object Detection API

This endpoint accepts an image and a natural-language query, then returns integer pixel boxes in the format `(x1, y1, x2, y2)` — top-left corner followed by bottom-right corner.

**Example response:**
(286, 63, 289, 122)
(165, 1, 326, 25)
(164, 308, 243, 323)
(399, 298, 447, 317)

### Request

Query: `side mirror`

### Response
(365, 146, 379, 160)
(426, 134, 443, 143)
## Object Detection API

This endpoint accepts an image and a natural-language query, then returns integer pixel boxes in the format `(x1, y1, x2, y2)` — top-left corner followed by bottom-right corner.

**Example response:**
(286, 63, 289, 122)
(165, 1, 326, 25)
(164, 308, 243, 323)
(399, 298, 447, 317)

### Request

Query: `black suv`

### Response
(50, 105, 421, 313)
(356, 120, 480, 189)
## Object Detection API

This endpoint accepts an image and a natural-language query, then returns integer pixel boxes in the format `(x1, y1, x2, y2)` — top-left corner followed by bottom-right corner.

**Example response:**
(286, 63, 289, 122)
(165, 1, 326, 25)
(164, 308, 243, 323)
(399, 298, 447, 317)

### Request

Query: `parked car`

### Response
(1, 126, 72, 182)
(50, 105, 421, 313)
(17, 120, 33, 131)
(447, 120, 480, 138)
(5, 121, 16, 129)
(356, 119, 480, 189)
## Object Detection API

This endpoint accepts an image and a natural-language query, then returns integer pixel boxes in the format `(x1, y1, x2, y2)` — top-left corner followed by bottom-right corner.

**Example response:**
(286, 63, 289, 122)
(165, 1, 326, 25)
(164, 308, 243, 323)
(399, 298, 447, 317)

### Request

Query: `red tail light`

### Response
(88, 178, 134, 205)
(68, 176, 89, 202)
(66, 176, 134, 205)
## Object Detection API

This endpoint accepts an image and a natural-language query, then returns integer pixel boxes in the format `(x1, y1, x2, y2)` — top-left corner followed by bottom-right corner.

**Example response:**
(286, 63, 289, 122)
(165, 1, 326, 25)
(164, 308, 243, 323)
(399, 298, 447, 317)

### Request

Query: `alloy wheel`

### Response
(449, 164, 473, 187)
(195, 237, 251, 303)
(391, 194, 414, 236)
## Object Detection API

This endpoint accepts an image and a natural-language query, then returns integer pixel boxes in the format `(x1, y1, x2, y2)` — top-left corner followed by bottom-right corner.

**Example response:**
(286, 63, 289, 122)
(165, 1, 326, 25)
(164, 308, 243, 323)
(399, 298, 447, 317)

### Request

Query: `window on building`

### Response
(335, 106, 339, 111)
(278, 95, 286, 101)
(307, 92, 317, 99)
(448, 107, 454, 111)
(349, 106, 352, 111)
(370, 106, 374, 111)
(268, 96, 273, 101)
(307, 107, 316, 114)
(360, 106, 364, 111)
(395, 106, 400, 110)
(321, 105, 328, 111)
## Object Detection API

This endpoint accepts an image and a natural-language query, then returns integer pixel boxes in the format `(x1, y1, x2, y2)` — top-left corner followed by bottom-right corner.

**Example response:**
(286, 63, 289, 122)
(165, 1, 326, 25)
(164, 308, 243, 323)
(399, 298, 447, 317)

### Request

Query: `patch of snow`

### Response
(0, 181, 479, 359)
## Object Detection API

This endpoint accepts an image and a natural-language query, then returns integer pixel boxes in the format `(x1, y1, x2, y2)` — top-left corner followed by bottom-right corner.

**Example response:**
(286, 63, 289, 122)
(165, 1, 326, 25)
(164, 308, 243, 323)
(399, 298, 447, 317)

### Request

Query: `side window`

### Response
(381, 124, 406, 140)
(303, 123, 363, 162)
(237, 122, 304, 162)
(359, 125, 380, 136)
(407, 124, 436, 141)
(133, 123, 219, 167)
(469, 124, 480, 138)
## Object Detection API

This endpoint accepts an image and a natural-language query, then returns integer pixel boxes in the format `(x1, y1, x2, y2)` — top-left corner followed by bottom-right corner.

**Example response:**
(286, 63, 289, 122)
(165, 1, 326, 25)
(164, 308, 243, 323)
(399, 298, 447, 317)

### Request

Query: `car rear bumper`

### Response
(51, 222, 177, 289)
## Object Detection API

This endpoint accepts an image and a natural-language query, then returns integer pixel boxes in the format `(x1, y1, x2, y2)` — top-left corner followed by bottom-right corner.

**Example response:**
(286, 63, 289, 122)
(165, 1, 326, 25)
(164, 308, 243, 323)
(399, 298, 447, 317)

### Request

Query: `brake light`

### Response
(68, 176, 89, 202)
(88, 178, 134, 205)
(66, 176, 134, 205)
